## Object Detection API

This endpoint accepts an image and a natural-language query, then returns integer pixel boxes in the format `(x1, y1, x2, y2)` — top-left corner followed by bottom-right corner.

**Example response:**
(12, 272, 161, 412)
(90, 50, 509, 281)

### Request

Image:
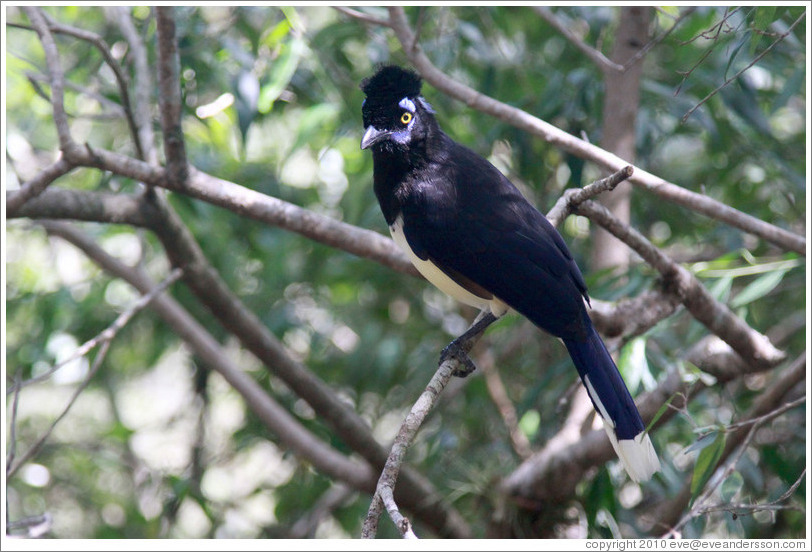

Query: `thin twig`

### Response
(665, 394, 805, 536)
(480, 350, 532, 459)
(574, 199, 785, 371)
(109, 6, 157, 164)
(682, 11, 806, 123)
(621, 6, 698, 70)
(6, 373, 23, 476)
(7, 268, 183, 394)
(725, 396, 806, 432)
(39, 11, 144, 160)
(546, 165, 634, 227)
(22, 7, 74, 152)
(333, 6, 391, 28)
(697, 468, 806, 517)
(362, 311, 492, 538)
(534, 6, 624, 73)
(7, 340, 111, 479)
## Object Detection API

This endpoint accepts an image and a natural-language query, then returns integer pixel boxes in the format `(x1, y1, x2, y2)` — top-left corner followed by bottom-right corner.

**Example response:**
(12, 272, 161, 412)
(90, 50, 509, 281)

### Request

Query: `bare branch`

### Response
(333, 6, 391, 28)
(37, 221, 380, 494)
(289, 484, 357, 538)
(655, 353, 806, 533)
(574, 199, 785, 371)
(6, 373, 23, 476)
(385, 7, 805, 256)
(154, 7, 188, 183)
(622, 7, 698, 71)
(363, 312, 492, 538)
(7, 142, 417, 276)
(7, 340, 110, 479)
(6, 265, 181, 478)
(682, 11, 806, 123)
(22, 7, 75, 153)
(481, 350, 532, 459)
(185, 167, 418, 277)
(9, 267, 183, 394)
(38, 10, 144, 160)
(546, 165, 633, 227)
(6, 158, 74, 216)
(109, 6, 158, 164)
(8, 188, 159, 227)
(589, 289, 682, 341)
(534, 6, 624, 73)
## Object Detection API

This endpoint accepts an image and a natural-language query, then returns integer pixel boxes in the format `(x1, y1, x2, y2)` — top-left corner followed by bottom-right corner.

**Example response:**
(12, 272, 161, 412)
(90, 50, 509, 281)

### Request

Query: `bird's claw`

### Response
(440, 340, 477, 378)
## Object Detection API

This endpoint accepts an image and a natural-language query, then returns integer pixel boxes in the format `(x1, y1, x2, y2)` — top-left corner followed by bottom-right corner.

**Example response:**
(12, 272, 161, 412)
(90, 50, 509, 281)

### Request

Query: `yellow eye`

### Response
(400, 112, 413, 125)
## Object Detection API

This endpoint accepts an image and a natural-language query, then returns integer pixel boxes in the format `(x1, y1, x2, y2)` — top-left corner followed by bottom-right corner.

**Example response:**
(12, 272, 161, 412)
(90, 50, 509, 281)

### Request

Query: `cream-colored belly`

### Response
(389, 216, 508, 316)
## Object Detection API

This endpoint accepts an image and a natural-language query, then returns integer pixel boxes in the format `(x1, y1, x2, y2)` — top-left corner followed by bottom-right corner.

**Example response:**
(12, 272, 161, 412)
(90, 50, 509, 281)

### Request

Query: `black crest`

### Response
(360, 65, 422, 105)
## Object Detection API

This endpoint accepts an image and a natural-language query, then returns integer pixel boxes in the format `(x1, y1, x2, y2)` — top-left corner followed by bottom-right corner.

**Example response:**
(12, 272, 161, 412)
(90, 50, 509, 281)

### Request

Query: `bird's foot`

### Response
(440, 339, 477, 378)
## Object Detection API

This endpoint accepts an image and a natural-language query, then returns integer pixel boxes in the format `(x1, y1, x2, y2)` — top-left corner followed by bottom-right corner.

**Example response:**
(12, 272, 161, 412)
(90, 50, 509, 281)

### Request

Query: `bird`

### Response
(359, 64, 660, 483)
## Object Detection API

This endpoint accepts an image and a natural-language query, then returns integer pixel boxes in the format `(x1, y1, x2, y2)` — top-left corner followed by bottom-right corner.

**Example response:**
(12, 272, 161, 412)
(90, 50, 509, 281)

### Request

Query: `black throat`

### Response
(370, 121, 447, 226)
(371, 148, 412, 226)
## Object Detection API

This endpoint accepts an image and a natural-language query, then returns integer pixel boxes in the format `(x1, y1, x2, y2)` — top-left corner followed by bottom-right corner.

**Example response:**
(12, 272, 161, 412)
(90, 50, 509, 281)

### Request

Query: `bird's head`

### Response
(360, 65, 437, 155)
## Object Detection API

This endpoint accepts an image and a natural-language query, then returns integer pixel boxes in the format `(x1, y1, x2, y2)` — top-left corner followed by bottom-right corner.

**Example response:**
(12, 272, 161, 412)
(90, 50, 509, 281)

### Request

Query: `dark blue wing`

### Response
(400, 141, 591, 341)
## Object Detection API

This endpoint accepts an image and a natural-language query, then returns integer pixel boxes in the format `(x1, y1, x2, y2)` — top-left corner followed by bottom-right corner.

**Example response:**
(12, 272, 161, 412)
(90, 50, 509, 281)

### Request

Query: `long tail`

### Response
(563, 324, 660, 482)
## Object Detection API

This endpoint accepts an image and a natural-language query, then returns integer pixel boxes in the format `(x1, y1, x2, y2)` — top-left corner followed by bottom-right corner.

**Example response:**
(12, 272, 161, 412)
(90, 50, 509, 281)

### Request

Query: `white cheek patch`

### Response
(398, 97, 416, 112)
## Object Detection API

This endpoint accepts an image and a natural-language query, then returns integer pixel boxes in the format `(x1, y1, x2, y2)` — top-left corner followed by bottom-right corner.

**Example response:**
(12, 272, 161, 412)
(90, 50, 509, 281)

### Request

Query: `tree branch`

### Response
(109, 6, 158, 164)
(6, 262, 182, 479)
(385, 6, 805, 256)
(481, 349, 532, 459)
(37, 10, 144, 160)
(8, 141, 417, 276)
(154, 7, 188, 184)
(363, 311, 492, 538)
(533, 6, 624, 73)
(36, 221, 381, 494)
(574, 199, 786, 371)
(655, 353, 806, 533)
(333, 6, 391, 28)
(546, 165, 633, 227)
(22, 7, 75, 154)
(682, 11, 806, 123)
(8, 188, 159, 227)
(6, 158, 74, 216)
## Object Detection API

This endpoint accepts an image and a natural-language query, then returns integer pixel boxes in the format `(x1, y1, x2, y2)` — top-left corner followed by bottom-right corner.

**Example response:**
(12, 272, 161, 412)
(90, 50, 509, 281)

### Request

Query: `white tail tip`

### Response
(605, 428, 661, 482)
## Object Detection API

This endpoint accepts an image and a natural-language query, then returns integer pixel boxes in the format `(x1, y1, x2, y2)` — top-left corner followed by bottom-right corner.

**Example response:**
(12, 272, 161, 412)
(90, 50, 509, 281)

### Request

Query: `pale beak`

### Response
(361, 125, 391, 149)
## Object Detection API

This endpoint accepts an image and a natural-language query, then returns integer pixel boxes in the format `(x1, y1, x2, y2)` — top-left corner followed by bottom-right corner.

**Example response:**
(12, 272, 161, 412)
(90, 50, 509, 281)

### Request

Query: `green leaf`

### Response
(750, 7, 776, 53)
(258, 37, 305, 113)
(645, 393, 677, 434)
(690, 431, 727, 505)
(731, 269, 788, 308)
(724, 36, 748, 81)
(753, 6, 777, 30)
(518, 409, 540, 439)
(708, 275, 733, 303)
(720, 470, 744, 502)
